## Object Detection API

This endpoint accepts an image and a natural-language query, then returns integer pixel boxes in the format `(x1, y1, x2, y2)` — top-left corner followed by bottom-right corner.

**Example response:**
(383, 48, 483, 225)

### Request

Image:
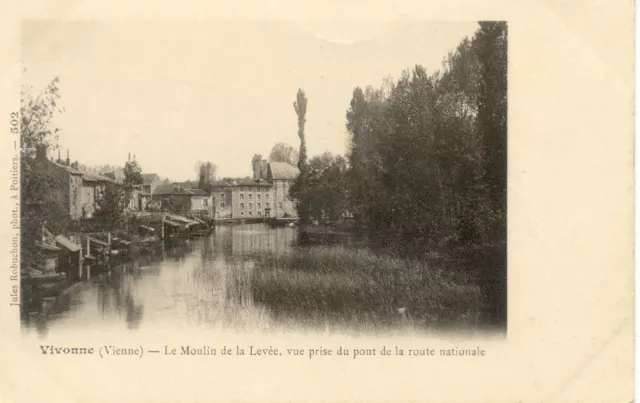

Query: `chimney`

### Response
(128, 153, 131, 162)
(57, 148, 61, 163)
(66, 149, 70, 166)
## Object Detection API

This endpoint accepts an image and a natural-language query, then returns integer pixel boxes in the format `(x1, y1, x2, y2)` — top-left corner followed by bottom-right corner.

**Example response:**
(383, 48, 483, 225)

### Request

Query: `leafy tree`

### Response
(475, 21, 507, 241)
(268, 143, 299, 166)
(341, 21, 507, 251)
(196, 161, 217, 192)
(123, 159, 142, 186)
(293, 89, 308, 171)
(121, 157, 143, 213)
(20, 77, 69, 271)
(96, 182, 128, 220)
(291, 89, 310, 224)
(305, 152, 349, 222)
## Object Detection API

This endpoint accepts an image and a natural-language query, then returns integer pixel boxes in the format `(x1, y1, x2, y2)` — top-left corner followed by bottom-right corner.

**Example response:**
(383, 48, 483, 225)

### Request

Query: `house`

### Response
(266, 161, 299, 218)
(139, 173, 162, 211)
(79, 172, 118, 218)
(102, 171, 146, 212)
(152, 184, 213, 216)
(188, 188, 214, 216)
(33, 147, 116, 219)
(210, 157, 299, 219)
(34, 227, 62, 274)
(210, 180, 234, 218)
(54, 234, 82, 279)
(142, 173, 162, 194)
(216, 178, 273, 219)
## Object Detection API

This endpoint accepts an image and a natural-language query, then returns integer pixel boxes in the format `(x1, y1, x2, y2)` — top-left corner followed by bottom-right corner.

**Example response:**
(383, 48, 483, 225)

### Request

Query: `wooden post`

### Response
(161, 214, 165, 240)
(78, 246, 83, 280)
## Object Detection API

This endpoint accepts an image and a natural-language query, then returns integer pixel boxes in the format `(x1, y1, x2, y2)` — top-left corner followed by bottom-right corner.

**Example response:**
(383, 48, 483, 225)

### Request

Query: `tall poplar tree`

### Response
(292, 89, 310, 223)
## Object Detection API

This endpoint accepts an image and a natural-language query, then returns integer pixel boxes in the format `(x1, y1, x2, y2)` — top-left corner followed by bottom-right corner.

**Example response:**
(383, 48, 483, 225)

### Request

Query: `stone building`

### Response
(33, 147, 117, 219)
(211, 157, 299, 219)
(152, 184, 214, 216)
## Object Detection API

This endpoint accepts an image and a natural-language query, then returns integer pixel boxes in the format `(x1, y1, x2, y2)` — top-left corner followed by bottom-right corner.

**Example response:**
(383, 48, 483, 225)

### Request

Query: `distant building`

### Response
(152, 184, 214, 216)
(33, 147, 117, 219)
(141, 173, 162, 195)
(140, 173, 162, 210)
(266, 161, 299, 218)
(210, 157, 299, 219)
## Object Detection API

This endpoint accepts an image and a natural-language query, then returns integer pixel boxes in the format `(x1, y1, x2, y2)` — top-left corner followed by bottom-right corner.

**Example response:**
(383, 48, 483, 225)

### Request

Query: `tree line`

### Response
(292, 22, 507, 249)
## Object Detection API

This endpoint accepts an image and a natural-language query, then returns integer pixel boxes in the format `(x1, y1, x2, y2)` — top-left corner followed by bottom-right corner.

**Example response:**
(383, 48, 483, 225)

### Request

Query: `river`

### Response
(22, 223, 298, 336)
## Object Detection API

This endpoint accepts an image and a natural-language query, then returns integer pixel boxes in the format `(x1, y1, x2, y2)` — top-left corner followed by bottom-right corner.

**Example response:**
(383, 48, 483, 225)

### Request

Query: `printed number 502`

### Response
(10, 112, 18, 134)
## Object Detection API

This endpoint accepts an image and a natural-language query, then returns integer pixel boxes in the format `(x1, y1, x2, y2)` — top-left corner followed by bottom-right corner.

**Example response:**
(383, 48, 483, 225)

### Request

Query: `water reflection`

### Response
(22, 223, 297, 335)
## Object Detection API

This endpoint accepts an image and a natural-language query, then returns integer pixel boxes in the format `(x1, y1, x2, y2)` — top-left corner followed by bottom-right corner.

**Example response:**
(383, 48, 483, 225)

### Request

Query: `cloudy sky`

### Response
(22, 20, 478, 180)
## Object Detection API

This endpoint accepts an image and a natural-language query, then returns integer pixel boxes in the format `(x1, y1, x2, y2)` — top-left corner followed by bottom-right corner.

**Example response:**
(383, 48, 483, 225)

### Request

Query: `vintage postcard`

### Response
(0, 0, 634, 402)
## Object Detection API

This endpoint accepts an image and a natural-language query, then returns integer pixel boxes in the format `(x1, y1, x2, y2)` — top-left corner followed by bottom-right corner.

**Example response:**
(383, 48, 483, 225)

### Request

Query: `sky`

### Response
(22, 20, 478, 181)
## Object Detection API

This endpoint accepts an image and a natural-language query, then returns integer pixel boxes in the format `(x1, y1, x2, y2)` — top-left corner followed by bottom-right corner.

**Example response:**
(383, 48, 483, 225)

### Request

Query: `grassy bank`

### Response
(227, 246, 491, 332)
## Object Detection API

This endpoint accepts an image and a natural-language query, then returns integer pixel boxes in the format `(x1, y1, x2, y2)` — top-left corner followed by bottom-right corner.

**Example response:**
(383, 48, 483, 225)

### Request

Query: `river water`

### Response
(22, 223, 298, 337)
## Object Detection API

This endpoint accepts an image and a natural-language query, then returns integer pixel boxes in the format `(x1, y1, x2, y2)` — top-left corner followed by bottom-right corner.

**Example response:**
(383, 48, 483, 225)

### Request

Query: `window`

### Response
(249, 203, 253, 209)
(258, 203, 261, 209)
(257, 194, 261, 201)
(278, 202, 283, 209)
(248, 211, 253, 216)
(203, 198, 209, 206)
(249, 193, 253, 200)
(240, 211, 244, 216)
(265, 193, 269, 199)
(266, 202, 270, 208)
(220, 193, 224, 199)
(240, 203, 244, 209)
(220, 202, 225, 209)
(240, 193, 244, 200)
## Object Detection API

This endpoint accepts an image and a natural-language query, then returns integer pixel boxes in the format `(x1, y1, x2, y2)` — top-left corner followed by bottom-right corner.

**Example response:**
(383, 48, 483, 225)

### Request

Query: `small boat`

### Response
(268, 217, 300, 228)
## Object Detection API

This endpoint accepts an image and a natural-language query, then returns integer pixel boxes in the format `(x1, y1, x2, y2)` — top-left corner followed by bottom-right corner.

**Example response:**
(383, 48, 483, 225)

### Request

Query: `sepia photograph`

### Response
(17, 20, 508, 338)
(0, 0, 634, 401)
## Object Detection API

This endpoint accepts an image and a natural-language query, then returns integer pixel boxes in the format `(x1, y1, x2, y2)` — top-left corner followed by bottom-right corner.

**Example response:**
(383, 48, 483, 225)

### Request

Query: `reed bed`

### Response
(224, 246, 488, 331)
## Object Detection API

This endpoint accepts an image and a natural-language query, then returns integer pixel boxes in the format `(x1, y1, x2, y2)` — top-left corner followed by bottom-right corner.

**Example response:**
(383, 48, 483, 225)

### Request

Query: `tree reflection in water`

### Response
(22, 224, 298, 334)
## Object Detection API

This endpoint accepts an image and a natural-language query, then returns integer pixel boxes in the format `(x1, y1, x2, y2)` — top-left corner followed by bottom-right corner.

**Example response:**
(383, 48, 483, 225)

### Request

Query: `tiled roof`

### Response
(154, 184, 193, 196)
(51, 161, 83, 175)
(35, 241, 62, 252)
(210, 180, 234, 187)
(236, 178, 273, 187)
(268, 162, 299, 180)
(82, 172, 117, 183)
(154, 185, 211, 196)
(188, 189, 209, 196)
(173, 181, 197, 189)
(50, 161, 117, 183)
(55, 235, 81, 252)
(211, 178, 273, 188)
